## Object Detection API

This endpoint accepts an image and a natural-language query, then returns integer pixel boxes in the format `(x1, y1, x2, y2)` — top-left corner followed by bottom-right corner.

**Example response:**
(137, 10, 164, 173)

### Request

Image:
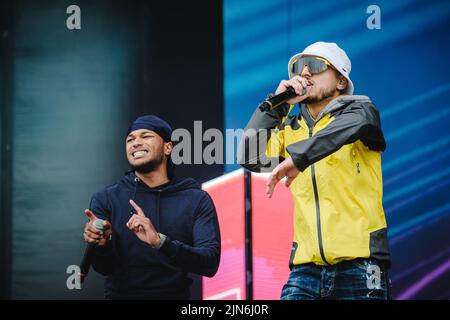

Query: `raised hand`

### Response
(127, 199, 160, 247)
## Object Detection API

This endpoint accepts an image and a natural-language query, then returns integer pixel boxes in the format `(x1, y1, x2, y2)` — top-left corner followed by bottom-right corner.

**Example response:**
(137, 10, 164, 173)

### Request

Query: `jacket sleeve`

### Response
(237, 100, 293, 172)
(158, 192, 221, 277)
(287, 102, 386, 172)
(88, 191, 115, 276)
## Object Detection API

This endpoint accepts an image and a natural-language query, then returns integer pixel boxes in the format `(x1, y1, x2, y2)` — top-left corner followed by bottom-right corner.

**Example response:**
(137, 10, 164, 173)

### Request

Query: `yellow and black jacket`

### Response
(238, 95, 390, 267)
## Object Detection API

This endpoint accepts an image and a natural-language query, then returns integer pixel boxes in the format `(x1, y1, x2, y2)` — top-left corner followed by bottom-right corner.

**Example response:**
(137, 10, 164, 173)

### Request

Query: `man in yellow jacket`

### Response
(238, 41, 391, 300)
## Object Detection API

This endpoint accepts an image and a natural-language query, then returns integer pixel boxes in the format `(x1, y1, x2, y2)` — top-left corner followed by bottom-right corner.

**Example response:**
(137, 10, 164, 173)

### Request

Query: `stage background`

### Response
(1, 0, 450, 300)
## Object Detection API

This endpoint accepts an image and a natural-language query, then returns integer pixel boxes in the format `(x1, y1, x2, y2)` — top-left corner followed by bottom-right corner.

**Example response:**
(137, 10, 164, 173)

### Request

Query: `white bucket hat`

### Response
(287, 41, 354, 95)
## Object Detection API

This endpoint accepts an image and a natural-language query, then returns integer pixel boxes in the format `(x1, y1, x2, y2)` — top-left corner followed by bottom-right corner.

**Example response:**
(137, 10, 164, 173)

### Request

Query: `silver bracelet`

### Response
(152, 233, 166, 249)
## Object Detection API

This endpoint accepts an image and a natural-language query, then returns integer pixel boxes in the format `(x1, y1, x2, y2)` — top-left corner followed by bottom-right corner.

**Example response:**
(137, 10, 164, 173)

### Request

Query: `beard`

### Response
(130, 154, 164, 174)
(303, 85, 336, 104)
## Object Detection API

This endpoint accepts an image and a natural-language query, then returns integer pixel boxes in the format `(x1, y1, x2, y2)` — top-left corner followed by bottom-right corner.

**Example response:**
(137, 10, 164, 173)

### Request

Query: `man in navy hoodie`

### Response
(83, 115, 221, 299)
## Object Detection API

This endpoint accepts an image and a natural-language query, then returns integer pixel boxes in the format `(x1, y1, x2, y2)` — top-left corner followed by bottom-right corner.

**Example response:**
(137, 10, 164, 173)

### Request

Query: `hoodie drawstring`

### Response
(155, 191, 161, 230)
(130, 176, 139, 215)
(130, 175, 161, 232)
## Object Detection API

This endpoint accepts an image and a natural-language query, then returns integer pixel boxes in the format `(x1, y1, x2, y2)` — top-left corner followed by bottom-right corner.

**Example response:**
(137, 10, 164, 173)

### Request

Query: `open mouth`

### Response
(131, 150, 148, 159)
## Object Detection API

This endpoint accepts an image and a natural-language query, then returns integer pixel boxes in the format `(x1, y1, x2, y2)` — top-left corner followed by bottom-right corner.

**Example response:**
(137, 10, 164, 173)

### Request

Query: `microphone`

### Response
(79, 219, 105, 283)
(258, 86, 307, 112)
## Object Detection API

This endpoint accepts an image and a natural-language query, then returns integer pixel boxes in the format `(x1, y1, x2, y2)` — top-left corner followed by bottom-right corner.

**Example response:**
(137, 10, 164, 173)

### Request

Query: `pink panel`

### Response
(202, 171, 246, 300)
(251, 174, 293, 300)
(202, 170, 293, 300)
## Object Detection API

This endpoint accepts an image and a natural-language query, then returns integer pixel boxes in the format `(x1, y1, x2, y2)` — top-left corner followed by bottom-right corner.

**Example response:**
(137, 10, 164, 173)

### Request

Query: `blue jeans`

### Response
(281, 259, 391, 300)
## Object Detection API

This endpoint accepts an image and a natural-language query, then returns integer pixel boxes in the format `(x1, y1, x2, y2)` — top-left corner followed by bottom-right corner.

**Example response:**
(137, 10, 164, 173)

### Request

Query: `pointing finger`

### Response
(85, 209, 98, 222)
(129, 199, 145, 217)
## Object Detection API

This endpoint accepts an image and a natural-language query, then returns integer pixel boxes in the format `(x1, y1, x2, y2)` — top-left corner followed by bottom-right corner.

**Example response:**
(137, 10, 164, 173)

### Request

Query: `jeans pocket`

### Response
(350, 260, 368, 271)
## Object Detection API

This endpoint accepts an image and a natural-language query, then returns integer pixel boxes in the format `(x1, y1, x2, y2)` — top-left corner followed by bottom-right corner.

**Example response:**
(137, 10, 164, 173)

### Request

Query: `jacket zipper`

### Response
(309, 126, 330, 265)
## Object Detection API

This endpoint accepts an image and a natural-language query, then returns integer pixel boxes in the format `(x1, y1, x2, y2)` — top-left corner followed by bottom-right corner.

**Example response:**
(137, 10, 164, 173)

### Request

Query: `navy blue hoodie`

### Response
(89, 171, 221, 299)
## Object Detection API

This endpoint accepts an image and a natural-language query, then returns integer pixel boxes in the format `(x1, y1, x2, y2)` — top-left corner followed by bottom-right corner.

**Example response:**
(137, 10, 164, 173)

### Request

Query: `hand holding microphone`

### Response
(83, 209, 112, 246)
(259, 76, 313, 112)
